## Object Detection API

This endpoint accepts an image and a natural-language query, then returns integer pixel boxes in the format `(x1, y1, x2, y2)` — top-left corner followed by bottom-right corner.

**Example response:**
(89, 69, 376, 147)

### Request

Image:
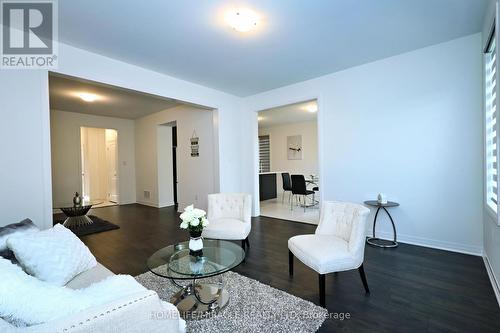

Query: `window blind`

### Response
(258, 135, 270, 173)
(486, 32, 498, 213)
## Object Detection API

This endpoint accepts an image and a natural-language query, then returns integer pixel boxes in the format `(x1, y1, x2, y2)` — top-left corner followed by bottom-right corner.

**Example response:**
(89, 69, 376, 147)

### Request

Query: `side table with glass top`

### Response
(364, 200, 400, 248)
(147, 239, 245, 319)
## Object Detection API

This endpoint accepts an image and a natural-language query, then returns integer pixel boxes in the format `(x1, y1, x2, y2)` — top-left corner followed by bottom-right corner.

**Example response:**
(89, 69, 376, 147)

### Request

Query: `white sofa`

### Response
(0, 263, 185, 333)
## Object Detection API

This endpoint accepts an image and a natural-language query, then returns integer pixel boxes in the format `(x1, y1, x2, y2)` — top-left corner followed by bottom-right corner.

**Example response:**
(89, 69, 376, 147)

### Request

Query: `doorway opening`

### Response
(80, 127, 119, 208)
(257, 99, 320, 225)
(48, 72, 219, 214)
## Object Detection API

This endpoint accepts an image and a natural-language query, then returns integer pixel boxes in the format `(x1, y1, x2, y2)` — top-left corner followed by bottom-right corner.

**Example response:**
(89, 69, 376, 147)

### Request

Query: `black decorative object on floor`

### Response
(53, 214, 119, 237)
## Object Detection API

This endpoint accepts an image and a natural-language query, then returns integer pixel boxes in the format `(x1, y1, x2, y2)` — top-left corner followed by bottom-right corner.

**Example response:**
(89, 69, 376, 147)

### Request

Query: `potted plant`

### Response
(180, 205, 209, 256)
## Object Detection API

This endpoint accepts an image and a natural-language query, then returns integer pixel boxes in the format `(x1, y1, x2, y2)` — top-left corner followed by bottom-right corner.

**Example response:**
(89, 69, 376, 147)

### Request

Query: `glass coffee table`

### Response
(147, 240, 245, 319)
(54, 200, 102, 229)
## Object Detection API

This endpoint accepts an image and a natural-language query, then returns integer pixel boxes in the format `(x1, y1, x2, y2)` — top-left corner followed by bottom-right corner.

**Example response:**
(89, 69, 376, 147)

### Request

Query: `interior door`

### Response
(105, 129, 119, 203)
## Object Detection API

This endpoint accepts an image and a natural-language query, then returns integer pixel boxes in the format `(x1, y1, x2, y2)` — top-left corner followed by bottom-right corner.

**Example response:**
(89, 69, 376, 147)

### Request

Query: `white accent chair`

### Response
(288, 201, 370, 307)
(202, 193, 252, 252)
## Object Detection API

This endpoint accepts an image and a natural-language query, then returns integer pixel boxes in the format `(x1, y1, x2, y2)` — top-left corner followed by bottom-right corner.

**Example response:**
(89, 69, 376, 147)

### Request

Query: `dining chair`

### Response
(290, 175, 315, 211)
(281, 173, 293, 203)
(288, 201, 371, 307)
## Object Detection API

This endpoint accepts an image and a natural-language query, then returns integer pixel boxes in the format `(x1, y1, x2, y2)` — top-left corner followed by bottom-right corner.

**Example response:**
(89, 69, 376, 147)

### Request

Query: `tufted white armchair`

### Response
(288, 201, 370, 307)
(202, 193, 252, 251)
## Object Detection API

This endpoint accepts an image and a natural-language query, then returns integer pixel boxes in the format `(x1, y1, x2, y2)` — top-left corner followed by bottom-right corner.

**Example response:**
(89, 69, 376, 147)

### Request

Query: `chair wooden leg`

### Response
(358, 264, 370, 294)
(241, 239, 246, 252)
(289, 250, 294, 276)
(319, 274, 326, 307)
(245, 237, 250, 248)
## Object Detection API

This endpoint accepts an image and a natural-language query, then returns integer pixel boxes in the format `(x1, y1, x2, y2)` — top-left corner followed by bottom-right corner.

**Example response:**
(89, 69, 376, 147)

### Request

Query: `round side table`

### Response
(364, 200, 400, 248)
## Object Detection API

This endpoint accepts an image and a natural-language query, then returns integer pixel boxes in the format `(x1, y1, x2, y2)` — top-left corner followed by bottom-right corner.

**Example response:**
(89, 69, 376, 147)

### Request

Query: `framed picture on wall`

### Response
(287, 135, 302, 160)
(191, 136, 199, 157)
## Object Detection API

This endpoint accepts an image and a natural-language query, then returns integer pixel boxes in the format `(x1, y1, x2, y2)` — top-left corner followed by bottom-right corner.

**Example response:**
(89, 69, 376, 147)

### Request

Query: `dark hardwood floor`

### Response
(81, 204, 500, 333)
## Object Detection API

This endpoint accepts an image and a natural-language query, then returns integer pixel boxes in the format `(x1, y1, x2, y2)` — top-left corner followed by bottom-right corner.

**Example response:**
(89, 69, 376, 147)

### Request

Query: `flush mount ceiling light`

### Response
(76, 92, 100, 102)
(225, 8, 260, 32)
(305, 103, 318, 113)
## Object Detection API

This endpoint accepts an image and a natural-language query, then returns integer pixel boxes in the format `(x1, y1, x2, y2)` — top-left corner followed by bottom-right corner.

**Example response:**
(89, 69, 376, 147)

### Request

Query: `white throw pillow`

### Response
(6, 224, 97, 286)
(0, 258, 147, 326)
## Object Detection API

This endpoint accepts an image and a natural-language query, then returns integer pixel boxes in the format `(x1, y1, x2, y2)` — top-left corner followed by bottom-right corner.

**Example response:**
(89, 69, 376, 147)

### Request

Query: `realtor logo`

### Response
(1, 0, 58, 69)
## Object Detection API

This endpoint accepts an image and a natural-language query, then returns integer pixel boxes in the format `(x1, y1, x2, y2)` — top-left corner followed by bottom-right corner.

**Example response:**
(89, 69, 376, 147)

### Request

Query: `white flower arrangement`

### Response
(179, 204, 209, 232)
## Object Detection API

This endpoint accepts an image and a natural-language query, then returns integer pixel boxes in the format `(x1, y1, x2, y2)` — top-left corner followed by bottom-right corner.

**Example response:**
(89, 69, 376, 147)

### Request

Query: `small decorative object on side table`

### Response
(364, 199, 400, 248)
(377, 193, 387, 204)
(73, 192, 82, 206)
(179, 205, 209, 257)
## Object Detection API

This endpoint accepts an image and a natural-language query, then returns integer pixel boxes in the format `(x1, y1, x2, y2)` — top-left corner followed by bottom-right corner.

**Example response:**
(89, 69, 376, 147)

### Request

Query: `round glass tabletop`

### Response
(147, 240, 245, 280)
(54, 200, 103, 209)
(364, 200, 399, 208)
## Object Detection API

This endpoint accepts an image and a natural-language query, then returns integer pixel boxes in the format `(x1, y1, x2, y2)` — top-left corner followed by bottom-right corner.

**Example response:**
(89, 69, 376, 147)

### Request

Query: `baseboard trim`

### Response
(483, 255, 500, 307)
(372, 231, 483, 256)
(158, 202, 175, 208)
(136, 201, 161, 208)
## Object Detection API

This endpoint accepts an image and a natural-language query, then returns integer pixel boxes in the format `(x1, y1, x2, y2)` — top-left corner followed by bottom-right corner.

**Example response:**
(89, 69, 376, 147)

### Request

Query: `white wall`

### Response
(0, 41, 242, 228)
(482, 0, 500, 300)
(0, 71, 52, 229)
(259, 120, 318, 194)
(50, 110, 136, 206)
(243, 34, 484, 255)
(135, 105, 215, 211)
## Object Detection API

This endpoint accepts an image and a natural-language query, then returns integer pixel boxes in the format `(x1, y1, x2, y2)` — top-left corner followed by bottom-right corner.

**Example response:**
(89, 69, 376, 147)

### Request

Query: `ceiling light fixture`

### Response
(258, 116, 264, 121)
(225, 8, 260, 32)
(305, 104, 318, 113)
(77, 92, 99, 102)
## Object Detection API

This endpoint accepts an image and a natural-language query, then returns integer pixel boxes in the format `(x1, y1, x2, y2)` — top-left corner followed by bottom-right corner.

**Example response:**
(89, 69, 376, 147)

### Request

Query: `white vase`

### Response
(189, 231, 203, 256)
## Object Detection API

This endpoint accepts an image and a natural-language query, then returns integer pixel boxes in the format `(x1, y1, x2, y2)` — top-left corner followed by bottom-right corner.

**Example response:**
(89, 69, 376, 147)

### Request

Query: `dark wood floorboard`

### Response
(80, 204, 500, 333)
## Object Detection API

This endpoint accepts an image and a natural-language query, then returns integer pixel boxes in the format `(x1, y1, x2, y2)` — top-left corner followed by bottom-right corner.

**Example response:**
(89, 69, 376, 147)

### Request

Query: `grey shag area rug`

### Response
(135, 270, 327, 333)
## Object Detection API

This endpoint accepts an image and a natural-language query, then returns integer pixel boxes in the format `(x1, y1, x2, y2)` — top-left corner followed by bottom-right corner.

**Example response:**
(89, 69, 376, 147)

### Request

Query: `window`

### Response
(485, 29, 498, 214)
(258, 135, 270, 173)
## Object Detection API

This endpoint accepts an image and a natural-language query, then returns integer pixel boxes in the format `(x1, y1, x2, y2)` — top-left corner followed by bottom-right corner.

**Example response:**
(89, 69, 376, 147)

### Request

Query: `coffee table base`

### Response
(170, 283, 229, 320)
(63, 215, 93, 229)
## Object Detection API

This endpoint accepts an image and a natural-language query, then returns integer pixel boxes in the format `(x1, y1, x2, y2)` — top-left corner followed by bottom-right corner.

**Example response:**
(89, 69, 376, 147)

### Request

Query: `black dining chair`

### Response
(291, 175, 315, 212)
(281, 173, 293, 203)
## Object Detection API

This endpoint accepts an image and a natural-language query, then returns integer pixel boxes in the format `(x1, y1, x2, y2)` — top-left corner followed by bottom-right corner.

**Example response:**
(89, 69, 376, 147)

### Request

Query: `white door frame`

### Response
(78, 126, 120, 204)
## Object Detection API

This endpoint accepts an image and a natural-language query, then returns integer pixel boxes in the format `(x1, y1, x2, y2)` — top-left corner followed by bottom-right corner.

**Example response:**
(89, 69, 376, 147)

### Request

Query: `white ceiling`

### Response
(49, 74, 184, 119)
(59, 0, 491, 97)
(258, 100, 317, 128)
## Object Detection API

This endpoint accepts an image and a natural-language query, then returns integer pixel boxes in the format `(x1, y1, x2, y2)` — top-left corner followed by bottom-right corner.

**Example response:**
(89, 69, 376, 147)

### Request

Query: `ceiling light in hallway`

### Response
(76, 92, 100, 102)
(305, 103, 318, 113)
